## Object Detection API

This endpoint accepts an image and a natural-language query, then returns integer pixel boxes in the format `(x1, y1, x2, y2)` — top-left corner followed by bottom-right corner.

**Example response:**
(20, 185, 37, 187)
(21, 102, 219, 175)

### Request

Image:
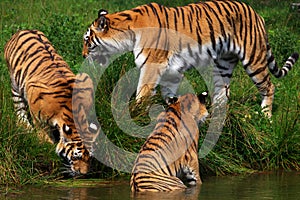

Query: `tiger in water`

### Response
(82, 0, 298, 117)
(4, 30, 99, 175)
(130, 92, 208, 192)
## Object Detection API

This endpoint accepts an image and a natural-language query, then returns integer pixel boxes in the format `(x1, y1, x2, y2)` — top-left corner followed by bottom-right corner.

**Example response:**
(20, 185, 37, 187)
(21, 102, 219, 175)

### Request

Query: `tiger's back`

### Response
(130, 93, 208, 192)
(5, 30, 74, 126)
(4, 30, 98, 175)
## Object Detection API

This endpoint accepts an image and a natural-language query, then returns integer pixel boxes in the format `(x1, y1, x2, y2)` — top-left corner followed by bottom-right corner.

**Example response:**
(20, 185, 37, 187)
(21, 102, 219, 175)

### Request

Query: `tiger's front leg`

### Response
(11, 87, 31, 128)
(135, 62, 167, 105)
(160, 69, 184, 100)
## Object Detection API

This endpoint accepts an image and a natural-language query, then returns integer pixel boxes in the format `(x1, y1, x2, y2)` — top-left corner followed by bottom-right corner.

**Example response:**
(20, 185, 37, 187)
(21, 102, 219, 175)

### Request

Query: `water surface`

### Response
(6, 172, 300, 200)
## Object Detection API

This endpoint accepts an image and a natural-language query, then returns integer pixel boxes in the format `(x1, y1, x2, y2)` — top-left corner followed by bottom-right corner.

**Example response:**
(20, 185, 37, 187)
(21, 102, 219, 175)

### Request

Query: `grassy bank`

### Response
(0, 0, 299, 189)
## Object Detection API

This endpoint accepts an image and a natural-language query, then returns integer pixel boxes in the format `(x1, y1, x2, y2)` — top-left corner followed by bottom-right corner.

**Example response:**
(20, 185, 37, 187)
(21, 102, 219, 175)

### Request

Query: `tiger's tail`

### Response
(267, 44, 299, 78)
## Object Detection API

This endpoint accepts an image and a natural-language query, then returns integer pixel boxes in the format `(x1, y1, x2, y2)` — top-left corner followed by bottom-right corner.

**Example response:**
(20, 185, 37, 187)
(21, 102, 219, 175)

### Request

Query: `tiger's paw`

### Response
(182, 166, 197, 186)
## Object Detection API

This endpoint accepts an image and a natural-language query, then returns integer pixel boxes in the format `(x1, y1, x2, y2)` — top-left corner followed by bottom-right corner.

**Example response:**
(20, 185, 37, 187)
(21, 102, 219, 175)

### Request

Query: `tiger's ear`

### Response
(166, 96, 178, 105)
(198, 91, 208, 104)
(97, 9, 108, 31)
(98, 9, 108, 17)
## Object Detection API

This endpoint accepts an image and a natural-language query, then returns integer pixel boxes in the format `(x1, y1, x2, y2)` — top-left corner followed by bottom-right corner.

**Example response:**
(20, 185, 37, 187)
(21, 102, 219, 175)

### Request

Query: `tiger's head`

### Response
(166, 92, 209, 123)
(56, 135, 90, 175)
(53, 73, 99, 176)
(82, 9, 136, 60)
(55, 122, 98, 176)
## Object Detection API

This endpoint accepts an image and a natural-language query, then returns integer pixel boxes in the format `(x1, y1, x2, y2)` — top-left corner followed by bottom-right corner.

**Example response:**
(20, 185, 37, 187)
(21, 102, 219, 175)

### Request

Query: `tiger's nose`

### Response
(82, 44, 89, 58)
(82, 51, 88, 58)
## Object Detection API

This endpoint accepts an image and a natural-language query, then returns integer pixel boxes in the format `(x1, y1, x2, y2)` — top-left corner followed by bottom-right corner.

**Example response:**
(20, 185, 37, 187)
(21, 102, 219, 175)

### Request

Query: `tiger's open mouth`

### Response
(85, 49, 111, 67)
(199, 112, 209, 124)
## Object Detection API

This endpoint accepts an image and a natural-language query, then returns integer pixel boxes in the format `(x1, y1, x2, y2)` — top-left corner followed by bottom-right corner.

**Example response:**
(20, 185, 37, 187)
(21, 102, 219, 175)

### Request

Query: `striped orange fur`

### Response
(130, 93, 208, 192)
(4, 30, 98, 175)
(83, 0, 298, 117)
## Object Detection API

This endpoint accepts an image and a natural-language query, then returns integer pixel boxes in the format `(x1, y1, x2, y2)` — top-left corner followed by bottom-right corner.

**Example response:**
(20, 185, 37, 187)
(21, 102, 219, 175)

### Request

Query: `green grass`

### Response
(0, 0, 299, 189)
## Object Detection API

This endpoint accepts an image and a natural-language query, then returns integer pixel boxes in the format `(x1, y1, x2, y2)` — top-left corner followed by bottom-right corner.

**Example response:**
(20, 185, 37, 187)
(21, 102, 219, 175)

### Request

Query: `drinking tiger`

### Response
(4, 30, 98, 175)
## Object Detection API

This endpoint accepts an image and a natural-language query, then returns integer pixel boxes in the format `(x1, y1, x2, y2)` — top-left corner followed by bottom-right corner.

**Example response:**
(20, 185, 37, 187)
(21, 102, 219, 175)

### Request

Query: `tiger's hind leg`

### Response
(248, 67, 274, 117)
(212, 55, 238, 106)
(181, 166, 199, 186)
(242, 56, 275, 117)
(180, 148, 202, 186)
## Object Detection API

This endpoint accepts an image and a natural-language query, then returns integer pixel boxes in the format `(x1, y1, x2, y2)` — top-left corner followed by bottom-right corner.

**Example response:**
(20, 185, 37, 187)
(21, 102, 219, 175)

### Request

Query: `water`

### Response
(5, 172, 300, 200)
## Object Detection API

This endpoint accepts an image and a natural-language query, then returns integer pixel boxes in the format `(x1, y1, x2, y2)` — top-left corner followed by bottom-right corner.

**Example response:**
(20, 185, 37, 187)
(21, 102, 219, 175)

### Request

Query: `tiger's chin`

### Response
(56, 140, 91, 176)
(62, 159, 90, 177)
(71, 160, 90, 175)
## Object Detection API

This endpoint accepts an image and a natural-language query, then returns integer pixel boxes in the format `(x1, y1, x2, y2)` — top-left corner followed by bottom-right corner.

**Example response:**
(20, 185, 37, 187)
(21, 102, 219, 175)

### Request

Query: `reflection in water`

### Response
(65, 187, 89, 200)
(132, 186, 201, 200)
(6, 172, 300, 200)
(200, 171, 300, 199)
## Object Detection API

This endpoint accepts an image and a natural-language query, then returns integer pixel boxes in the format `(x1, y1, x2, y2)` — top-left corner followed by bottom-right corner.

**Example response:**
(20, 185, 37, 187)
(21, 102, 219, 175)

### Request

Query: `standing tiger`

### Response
(4, 30, 98, 175)
(82, 0, 298, 117)
(130, 92, 208, 192)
